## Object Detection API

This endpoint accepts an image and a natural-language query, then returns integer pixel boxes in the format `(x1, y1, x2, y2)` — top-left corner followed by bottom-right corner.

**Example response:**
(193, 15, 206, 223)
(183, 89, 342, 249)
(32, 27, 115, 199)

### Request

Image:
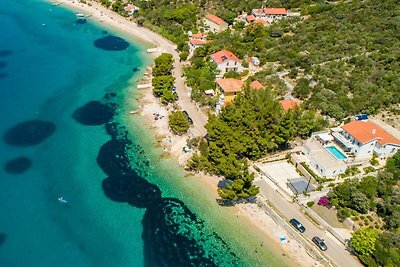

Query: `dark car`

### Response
(312, 236, 327, 251)
(289, 218, 306, 233)
(182, 110, 193, 124)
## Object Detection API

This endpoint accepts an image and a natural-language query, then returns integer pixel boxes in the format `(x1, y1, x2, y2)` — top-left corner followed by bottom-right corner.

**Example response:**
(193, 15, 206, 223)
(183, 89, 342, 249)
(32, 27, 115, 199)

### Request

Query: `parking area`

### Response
(256, 161, 302, 196)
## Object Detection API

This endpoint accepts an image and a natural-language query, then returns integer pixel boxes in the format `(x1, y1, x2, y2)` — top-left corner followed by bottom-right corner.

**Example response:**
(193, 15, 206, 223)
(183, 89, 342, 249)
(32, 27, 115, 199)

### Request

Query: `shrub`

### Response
(337, 208, 351, 220)
(168, 111, 190, 135)
(316, 185, 323, 191)
(360, 215, 365, 220)
(367, 215, 373, 221)
(307, 201, 315, 207)
(352, 216, 359, 221)
(318, 196, 330, 206)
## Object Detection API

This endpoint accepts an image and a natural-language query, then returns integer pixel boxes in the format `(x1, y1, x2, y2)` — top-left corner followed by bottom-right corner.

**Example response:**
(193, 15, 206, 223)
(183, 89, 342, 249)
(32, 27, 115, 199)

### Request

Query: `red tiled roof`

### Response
(250, 80, 264, 90)
(341, 120, 400, 146)
(279, 99, 299, 112)
(124, 4, 138, 11)
(264, 8, 287, 15)
(190, 39, 206, 45)
(254, 19, 270, 25)
(192, 32, 207, 39)
(216, 78, 243, 93)
(246, 15, 255, 22)
(210, 50, 241, 64)
(205, 14, 226, 25)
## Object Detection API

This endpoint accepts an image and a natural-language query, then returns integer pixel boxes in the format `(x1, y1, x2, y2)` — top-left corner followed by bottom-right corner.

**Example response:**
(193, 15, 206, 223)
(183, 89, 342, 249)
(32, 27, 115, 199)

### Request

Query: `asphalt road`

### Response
(255, 179, 362, 267)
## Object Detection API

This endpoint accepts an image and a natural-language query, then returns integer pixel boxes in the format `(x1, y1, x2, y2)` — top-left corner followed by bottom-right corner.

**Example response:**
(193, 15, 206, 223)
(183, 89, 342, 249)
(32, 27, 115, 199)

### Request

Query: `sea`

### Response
(0, 0, 290, 266)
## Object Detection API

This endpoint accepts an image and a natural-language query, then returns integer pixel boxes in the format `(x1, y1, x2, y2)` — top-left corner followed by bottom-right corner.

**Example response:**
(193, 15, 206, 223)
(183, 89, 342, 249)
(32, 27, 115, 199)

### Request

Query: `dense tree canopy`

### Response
(188, 88, 325, 200)
(152, 53, 177, 104)
(168, 111, 190, 135)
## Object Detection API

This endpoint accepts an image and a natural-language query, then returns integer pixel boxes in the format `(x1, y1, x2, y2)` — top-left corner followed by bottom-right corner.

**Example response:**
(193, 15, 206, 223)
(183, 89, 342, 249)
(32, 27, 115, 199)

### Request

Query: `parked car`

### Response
(289, 218, 306, 233)
(182, 110, 193, 124)
(312, 236, 327, 251)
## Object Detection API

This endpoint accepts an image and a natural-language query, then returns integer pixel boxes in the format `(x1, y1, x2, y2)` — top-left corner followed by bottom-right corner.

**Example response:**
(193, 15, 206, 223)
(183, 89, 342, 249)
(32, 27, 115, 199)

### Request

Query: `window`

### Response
(226, 62, 229, 66)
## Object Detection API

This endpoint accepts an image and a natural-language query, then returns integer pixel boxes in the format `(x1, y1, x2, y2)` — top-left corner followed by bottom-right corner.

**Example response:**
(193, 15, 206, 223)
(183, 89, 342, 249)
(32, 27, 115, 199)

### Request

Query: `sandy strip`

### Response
(52, 1, 318, 265)
(136, 87, 318, 266)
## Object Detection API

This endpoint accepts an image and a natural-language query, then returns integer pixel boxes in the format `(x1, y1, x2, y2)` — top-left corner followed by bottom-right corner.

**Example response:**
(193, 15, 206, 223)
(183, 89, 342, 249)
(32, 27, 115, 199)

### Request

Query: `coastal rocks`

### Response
(0, 50, 12, 57)
(4, 157, 32, 174)
(3, 120, 56, 147)
(72, 101, 115, 126)
(93, 35, 129, 51)
(142, 198, 241, 267)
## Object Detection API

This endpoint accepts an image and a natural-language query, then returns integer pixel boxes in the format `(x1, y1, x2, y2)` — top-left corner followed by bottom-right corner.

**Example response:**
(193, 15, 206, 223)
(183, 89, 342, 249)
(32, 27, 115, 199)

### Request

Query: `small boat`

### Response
(76, 13, 86, 18)
(52, 2, 60, 6)
(58, 197, 68, 204)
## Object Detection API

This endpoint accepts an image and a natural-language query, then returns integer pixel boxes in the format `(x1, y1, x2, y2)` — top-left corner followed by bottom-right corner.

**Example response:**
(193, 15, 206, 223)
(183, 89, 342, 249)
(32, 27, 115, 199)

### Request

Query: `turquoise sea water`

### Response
(0, 1, 290, 266)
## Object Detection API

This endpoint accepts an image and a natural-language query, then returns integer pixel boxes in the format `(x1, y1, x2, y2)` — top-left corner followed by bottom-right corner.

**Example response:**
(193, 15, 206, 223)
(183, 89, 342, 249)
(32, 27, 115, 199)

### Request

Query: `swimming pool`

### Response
(326, 146, 347, 160)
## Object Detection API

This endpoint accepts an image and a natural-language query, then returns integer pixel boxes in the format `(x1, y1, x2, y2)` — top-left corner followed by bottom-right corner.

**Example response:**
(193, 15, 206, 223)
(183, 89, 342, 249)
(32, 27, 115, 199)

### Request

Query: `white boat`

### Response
(76, 13, 85, 18)
(58, 197, 68, 204)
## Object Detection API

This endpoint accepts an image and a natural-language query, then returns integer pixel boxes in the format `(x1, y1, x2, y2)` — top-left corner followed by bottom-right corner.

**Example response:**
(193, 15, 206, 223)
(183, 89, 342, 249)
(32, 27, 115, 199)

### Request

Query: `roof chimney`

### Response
(372, 129, 376, 135)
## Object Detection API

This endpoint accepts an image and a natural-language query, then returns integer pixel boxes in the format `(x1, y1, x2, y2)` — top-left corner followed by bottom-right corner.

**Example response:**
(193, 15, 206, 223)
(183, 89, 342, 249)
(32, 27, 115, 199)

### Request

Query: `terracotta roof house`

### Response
(332, 120, 400, 159)
(250, 80, 264, 90)
(254, 19, 271, 26)
(216, 78, 243, 104)
(252, 7, 287, 22)
(189, 33, 210, 54)
(204, 14, 228, 32)
(246, 14, 255, 23)
(210, 50, 243, 78)
(279, 99, 300, 112)
(124, 4, 139, 15)
(264, 8, 287, 16)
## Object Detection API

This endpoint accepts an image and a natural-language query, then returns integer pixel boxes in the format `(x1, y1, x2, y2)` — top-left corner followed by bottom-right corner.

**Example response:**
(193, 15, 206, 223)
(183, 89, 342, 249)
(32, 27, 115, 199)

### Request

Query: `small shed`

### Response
(204, 89, 215, 96)
(287, 177, 315, 195)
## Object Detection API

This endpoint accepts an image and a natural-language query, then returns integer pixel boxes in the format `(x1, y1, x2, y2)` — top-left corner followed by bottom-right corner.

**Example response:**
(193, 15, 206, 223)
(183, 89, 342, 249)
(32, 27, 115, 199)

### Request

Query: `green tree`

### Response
(168, 111, 190, 135)
(374, 232, 400, 267)
(349, 228, 380, 256)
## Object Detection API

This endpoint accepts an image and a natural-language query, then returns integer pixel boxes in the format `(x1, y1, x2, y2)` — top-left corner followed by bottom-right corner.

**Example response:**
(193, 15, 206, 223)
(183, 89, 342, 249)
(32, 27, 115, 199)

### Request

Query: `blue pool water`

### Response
(326, 146, 347, 160)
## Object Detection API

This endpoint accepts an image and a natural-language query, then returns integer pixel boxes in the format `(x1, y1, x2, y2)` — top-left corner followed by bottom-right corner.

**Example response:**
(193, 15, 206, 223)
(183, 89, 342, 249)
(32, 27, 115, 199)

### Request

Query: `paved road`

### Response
(170, 54, 208, 137)
(254, 179, 362, 267)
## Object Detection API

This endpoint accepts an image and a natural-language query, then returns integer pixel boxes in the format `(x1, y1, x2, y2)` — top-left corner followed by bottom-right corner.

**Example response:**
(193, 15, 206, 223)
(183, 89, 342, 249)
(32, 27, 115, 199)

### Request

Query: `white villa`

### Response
(333, 120, 400, 159)
(300, 120, 400, 177)
(302, 137, 347, 177)
(210, 50, 243, 78)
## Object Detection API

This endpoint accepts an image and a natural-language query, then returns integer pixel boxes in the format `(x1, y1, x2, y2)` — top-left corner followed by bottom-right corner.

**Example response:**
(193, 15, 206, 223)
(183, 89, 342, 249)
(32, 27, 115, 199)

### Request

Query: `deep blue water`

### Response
(0, 1, 256, 266)
(0, 1, 148, 265)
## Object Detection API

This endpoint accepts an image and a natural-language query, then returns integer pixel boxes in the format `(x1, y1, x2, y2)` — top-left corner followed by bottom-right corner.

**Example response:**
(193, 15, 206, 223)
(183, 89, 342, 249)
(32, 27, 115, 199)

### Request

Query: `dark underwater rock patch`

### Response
(102, 175, 161, 208)
(75, 19, 87, 24)
(0, 61, 7, 69)
(0, 50, 12, 57)
(4, 157, 32, 174)
(72, 101, 115, 125)
(0, 73, 7, 79)
(3, 120, 56, 147)
(0, 233, 6, 246)
(93, 35, 129, 51)
(92, 115, 241, 264)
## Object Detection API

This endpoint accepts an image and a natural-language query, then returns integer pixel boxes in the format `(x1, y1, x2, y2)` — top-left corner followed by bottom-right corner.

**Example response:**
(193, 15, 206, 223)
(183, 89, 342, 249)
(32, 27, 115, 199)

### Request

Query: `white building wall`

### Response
(374, 144, 400, 158)
(352, 140, 375, 158)
(215, 60, 243, 77)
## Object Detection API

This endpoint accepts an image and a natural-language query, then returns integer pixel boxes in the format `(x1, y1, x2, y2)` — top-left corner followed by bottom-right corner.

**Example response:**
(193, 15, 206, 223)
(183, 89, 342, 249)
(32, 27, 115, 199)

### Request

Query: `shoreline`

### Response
(54, 1, 317, 266)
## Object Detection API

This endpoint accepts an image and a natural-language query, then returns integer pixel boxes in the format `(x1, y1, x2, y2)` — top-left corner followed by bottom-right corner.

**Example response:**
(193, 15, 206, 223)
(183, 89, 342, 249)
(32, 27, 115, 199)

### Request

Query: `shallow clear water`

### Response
(0, 1, 290, 266)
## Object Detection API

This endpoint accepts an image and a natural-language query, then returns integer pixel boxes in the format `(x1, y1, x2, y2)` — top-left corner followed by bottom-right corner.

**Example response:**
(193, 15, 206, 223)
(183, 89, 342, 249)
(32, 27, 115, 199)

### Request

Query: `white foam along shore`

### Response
(53, 1, 317, 266)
